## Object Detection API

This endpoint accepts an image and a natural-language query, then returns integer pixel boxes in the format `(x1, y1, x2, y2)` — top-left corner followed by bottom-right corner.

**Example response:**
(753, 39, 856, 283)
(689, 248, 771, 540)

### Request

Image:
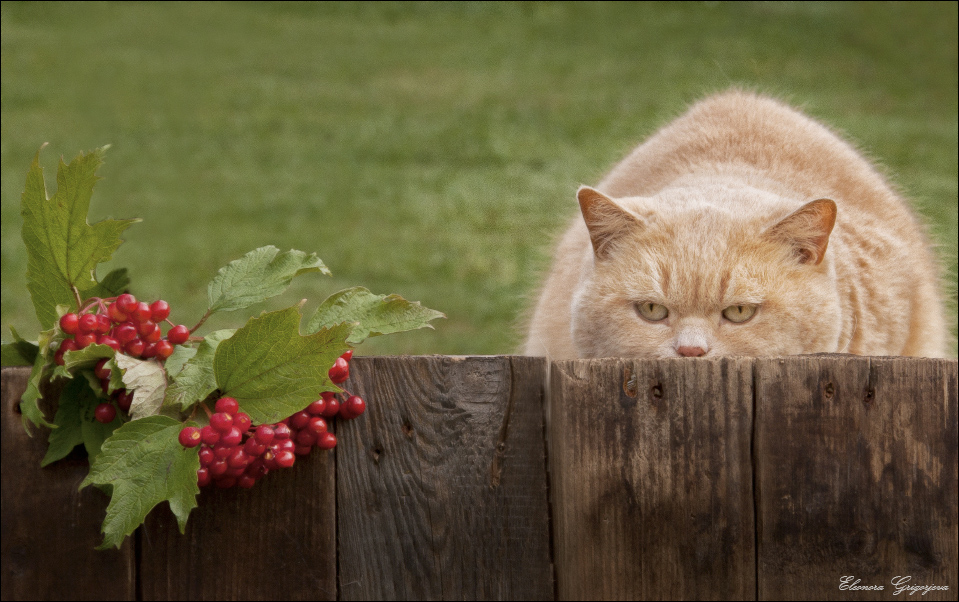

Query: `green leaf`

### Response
(20, 146, 138, 328)
(307, 286, 445, 344)
(165, 329, 234, 411)
(114, 354, 167, 419)
(214, 306, 351, 424)
(80, 416, 200, 550)
(52, 343, 115, 380)
(88, 267, 132, 299)
(1, 327, 38, 367)
(207, 246, 330, 314)
(41, 377, 86, 466)
(164, 345, 198, 380)
(42, 376, 121, 466)
(19, 327, 59, 431)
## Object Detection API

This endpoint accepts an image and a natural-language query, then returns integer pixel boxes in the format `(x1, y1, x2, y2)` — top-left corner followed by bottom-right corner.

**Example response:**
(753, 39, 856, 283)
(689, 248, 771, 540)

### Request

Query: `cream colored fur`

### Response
(524, 90, 949, 359)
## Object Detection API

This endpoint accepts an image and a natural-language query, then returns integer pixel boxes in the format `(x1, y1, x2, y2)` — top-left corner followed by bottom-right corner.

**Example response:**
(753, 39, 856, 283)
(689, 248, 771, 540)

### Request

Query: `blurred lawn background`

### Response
(2, 2, 956, 355)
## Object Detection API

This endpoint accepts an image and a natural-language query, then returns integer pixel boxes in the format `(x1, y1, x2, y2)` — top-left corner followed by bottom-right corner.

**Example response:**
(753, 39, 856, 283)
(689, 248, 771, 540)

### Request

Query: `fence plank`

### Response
(549, 358, 756, 601)
(140, 428, 336, 601)
(336, 356, 554, 601)
(754, 356, 958, 601)
(1, 366, 135, 601)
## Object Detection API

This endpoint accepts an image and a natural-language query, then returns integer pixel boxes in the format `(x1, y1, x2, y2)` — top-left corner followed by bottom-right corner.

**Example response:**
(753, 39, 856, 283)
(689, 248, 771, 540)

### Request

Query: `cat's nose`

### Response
(676, 345, 707, 357)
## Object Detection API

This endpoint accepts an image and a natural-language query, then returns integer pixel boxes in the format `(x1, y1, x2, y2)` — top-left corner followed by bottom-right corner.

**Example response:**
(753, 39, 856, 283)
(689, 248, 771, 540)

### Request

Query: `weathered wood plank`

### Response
(336, 356, 553, 601)
(755, 355, 958, 601)
(550, 358, 755, 601)
(140, 433, 336, 601)
(1, 366, 135, 601)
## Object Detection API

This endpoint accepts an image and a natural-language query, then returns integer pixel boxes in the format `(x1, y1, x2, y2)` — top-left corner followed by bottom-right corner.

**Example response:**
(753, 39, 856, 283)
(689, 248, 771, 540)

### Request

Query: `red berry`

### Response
(243, 438, 267, 457)
(210, 412, 234, 433)
(107, 303, 128, 323)
(227, 449, 251, 469)
(140, 342, 158, 358)
(308, 416, 328, 434)
(116, 389, 134, 412)
(75, 333, 97, 348)
(125, 338, 145, 356)
(233, 412, 251, 433)
(131, 302, 152, 322)
(198, 447, 215, 467)
(273, 423, 292, 440)
(149, 300, 170, 322)
(275, 450, 296, 468)
(167, 325, 190, 345)
(97, 335, 121, 351)
(295, 429, 317, 447)
(155, 340, 174, 360)
(94, 403, 117, 424)
(179, 427, 202, 447)
(291, 410, 311, 430)
(59, 313, 80, 334)
(254, 425, 275, 446)
(294, 444, 313, 456)
(220, 426, 243, 447)
(316, 431, 337, 450)
(55, 338, 79, 365)
(95, 314, 112, 334)
(213, 443, 235, 459)
(341, 349, 354, 362)
(114, 322, 138, 344)
(321, 397, 340, 418)
(237, 474, 257, 489)
(197, 468, 212, 487)
(78, 313, 99, 334)
(95, 358, 111, 380)
(215, 397, 239, 415)
(136, 320, 158, 337)
(328, 357, 349, 384)
(209, 459, 229, 476)
(307, 398, 327, 415)
(116, 294, 138, 314)
(200, 425, 220, 445)
(342, 395, 366, 419)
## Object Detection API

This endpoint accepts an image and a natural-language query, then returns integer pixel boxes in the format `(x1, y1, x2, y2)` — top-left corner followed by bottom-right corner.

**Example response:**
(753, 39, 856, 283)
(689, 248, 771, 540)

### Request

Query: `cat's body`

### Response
(524, 90, 949, 359)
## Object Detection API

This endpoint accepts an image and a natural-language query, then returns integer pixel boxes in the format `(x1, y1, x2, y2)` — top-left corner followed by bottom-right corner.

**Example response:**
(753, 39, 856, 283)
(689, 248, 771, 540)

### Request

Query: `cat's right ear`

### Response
(578, 186, 644, 260)
(764, 198, 837, 266)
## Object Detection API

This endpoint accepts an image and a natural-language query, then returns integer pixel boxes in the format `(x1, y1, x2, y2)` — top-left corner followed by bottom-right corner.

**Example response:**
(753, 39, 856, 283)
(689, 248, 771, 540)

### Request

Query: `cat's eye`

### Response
(722, 304, 757, 323)
(635, 302, 669, 322)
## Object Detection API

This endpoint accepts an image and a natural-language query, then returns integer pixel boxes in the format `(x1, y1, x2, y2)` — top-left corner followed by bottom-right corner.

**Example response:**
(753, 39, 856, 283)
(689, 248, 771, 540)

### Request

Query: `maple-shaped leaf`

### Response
(80, 416, 200, 550)
(21, 146, 138, 328)
(214, 306, 352, 424)
(307, 286, 445, 344)
(206, 246, 330, 314)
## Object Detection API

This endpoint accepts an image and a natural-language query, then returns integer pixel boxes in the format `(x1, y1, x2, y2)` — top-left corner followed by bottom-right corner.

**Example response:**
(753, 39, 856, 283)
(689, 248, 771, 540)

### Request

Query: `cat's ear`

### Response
(765, 198, 837, 265)
(578, 186, 645, 259)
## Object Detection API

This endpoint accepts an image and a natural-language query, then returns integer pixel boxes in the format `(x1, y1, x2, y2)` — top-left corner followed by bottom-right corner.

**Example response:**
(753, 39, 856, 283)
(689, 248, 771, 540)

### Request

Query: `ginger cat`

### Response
(524, 90, 949, 359)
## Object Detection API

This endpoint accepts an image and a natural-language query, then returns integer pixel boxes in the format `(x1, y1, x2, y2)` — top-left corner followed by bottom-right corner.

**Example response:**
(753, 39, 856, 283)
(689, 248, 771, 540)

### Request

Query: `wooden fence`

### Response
(2, 356, 956, 601)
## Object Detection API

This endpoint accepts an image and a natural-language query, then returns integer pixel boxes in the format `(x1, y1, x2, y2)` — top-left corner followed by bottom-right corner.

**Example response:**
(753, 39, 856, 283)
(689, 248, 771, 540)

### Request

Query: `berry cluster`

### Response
(56, 294, 192, 423)
(179, 351, 365, 489)
(56, 293, 190, 364)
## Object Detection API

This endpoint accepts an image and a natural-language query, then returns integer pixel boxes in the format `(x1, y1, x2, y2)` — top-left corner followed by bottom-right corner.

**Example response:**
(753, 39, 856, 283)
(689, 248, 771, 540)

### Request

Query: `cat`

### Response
(524, 90, 950, 359)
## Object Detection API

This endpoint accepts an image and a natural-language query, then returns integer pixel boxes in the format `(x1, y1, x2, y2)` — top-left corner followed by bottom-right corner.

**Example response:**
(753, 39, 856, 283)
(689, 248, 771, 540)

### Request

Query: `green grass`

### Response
(2, 2, 956, 355)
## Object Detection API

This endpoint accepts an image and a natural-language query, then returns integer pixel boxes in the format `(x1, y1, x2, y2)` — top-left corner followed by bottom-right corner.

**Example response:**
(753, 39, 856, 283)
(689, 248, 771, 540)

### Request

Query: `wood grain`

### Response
(336, 356, 553, 601)
(549, 358, 755, 601)
(1, 366, 134, 601)
(755, 355, 958, 601)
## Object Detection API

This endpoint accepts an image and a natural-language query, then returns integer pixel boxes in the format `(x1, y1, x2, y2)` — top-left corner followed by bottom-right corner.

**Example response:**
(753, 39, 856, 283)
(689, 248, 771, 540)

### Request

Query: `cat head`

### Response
(570, 186, 841, 358)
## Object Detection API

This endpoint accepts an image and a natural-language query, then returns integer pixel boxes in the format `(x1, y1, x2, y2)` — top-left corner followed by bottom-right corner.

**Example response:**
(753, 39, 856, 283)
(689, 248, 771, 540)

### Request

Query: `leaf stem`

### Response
(189, 309, 213, 334)
(71, 285, 83, 312)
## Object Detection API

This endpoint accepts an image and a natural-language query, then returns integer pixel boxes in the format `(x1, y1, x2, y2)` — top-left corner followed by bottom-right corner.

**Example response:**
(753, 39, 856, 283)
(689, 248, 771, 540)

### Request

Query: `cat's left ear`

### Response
(764, 198, 837, 265)
(578, 186, 645, 259)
